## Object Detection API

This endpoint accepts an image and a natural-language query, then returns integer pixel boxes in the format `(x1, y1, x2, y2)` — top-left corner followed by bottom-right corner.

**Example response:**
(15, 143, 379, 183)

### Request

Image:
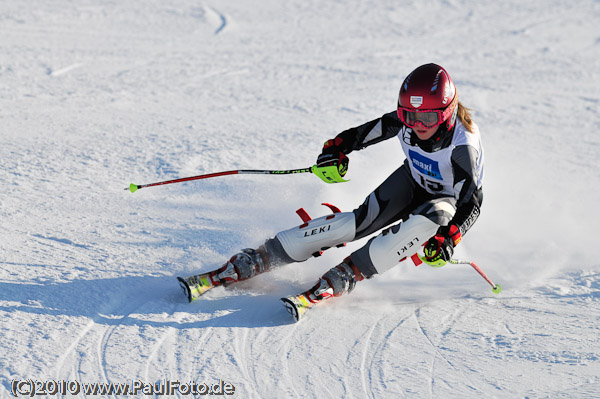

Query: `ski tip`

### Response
(177, 277, 193, 303)
(280, 297, 300, 323)
(492, 284, 502, 295)
(128, 183, 139, 193)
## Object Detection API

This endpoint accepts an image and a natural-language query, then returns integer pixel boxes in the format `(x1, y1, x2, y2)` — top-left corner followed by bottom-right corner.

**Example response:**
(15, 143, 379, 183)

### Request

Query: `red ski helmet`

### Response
(397, 63, 459, 130)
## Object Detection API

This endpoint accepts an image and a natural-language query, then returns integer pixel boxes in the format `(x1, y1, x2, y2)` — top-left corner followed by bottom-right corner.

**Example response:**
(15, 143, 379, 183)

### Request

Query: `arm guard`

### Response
(449, 145, 483, 236)
(331, 111, 403, 154)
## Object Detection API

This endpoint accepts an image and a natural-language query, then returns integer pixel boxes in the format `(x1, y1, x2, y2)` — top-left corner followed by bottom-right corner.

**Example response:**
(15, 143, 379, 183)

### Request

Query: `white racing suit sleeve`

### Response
(275, 212, 356, 262)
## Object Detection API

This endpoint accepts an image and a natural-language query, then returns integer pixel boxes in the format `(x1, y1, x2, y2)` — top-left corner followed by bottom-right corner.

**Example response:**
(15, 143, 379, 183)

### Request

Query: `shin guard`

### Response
(350, 214, 439, 276)
(275, 212, 356, 262)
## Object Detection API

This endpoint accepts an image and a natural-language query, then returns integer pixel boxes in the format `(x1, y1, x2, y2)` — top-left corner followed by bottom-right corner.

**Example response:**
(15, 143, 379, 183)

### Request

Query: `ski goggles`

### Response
(397, 96, 458, 129)
(397, 108, 444, 128)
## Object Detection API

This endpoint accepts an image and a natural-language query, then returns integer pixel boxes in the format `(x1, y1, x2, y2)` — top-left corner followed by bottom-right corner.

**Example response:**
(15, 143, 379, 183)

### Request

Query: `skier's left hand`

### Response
(423, 225, 462, 267)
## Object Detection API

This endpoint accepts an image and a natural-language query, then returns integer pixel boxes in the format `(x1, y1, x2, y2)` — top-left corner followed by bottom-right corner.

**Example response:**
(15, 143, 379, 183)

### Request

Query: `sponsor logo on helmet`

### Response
(410, 96, 423, 108)
(442, 74, 455, 105)
(402, 72, 414, 92)
(442, 80, 455, 105)
(431, 70, 442, 93)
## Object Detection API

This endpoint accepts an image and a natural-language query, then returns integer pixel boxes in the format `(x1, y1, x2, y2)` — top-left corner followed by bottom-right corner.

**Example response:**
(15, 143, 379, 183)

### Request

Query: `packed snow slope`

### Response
(1, 0, 599, 398)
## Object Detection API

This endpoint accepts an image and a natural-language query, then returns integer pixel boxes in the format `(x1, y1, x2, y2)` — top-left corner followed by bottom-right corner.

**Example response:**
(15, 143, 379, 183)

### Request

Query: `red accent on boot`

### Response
(207, 269, 224, 286)
(208, 273, 220, 286)
(305, 279, 334, 303)
(342, 257, 364, 283)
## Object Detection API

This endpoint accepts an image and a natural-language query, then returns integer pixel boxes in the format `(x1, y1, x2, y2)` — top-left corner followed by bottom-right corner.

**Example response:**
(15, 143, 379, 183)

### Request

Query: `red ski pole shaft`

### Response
(450, 259, 502, 294)
(126, 167, 313, 193)
(468, 261, 496, 288)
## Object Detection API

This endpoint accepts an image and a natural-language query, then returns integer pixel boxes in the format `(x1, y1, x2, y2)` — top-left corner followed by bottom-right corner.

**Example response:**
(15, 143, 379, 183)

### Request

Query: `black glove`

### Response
(317, 137, 348, 167)
(314, 137, 349, 183)
(423, 224, 462, 266)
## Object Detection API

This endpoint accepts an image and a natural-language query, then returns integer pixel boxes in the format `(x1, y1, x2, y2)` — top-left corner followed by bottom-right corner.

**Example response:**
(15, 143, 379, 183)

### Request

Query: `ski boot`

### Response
(281, 258, 364, 322)
(178, 247, 270, 302)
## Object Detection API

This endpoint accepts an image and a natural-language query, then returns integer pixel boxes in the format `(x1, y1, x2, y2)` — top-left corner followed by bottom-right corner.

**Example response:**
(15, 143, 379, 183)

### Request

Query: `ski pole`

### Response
(449, 259, 502, 294)
(125, 167, 313, 193)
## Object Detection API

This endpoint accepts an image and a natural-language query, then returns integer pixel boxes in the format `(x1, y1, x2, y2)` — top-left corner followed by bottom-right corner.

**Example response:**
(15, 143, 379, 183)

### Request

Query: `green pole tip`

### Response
(492, 284, 502, 294)
(129, 183, 139, 193)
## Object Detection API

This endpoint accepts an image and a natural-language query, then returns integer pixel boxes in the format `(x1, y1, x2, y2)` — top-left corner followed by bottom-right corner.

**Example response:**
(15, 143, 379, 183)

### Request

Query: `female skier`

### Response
(178, 63, 484, 320)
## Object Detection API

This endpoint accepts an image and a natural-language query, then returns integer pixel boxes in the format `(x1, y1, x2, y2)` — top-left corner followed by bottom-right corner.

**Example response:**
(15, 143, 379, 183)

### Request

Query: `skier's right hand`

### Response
(312, 138, 349, 183)
(423, 224, 461, 266)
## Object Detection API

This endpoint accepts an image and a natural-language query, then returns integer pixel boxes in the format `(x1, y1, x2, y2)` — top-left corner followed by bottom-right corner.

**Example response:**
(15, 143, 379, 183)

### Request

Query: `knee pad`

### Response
(350, 214, 439, 276)
(275, 212, 356, 262)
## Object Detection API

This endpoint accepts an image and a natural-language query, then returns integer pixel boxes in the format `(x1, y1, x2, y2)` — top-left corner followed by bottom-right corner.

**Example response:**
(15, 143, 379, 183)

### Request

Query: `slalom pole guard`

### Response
(311, 164, 350, 183)
(417, 253, 448, 267)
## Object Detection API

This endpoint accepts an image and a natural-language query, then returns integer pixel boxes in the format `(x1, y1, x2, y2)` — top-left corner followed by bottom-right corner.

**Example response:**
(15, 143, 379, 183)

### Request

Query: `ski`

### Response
(281, 292, 324, 322)
(178, 269, 325, 321)
(177, 272, 219, 303)
(177, 249, 268, 303)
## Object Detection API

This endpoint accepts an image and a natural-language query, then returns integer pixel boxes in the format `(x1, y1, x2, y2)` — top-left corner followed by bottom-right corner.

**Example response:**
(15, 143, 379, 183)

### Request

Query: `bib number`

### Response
(418, 175, 444, 192)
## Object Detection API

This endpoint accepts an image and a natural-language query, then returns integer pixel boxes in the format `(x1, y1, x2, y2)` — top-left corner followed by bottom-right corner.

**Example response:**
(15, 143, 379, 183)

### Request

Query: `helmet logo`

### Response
(431, 70, 442, 93)
(410, 96, 423, 108)
(442, 82, 455, 105)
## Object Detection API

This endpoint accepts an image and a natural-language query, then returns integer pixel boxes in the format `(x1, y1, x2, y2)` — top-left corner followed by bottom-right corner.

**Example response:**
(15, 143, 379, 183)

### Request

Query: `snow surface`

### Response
(1, 0, 599, 398)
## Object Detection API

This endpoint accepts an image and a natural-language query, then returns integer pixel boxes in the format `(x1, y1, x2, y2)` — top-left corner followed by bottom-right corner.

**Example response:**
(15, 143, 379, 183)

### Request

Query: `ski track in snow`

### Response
(277, 321, 303, 398)
(360, 320, 379, 399)
(413, 306, 480, 398)
(53, 319, 96, 389)
(142, 325, 178, 382)
(1, 0, 599, 398)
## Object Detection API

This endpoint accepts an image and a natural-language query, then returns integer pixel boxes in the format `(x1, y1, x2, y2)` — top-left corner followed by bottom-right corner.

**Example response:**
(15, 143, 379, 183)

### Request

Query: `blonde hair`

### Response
(457, 101, 475, 133)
